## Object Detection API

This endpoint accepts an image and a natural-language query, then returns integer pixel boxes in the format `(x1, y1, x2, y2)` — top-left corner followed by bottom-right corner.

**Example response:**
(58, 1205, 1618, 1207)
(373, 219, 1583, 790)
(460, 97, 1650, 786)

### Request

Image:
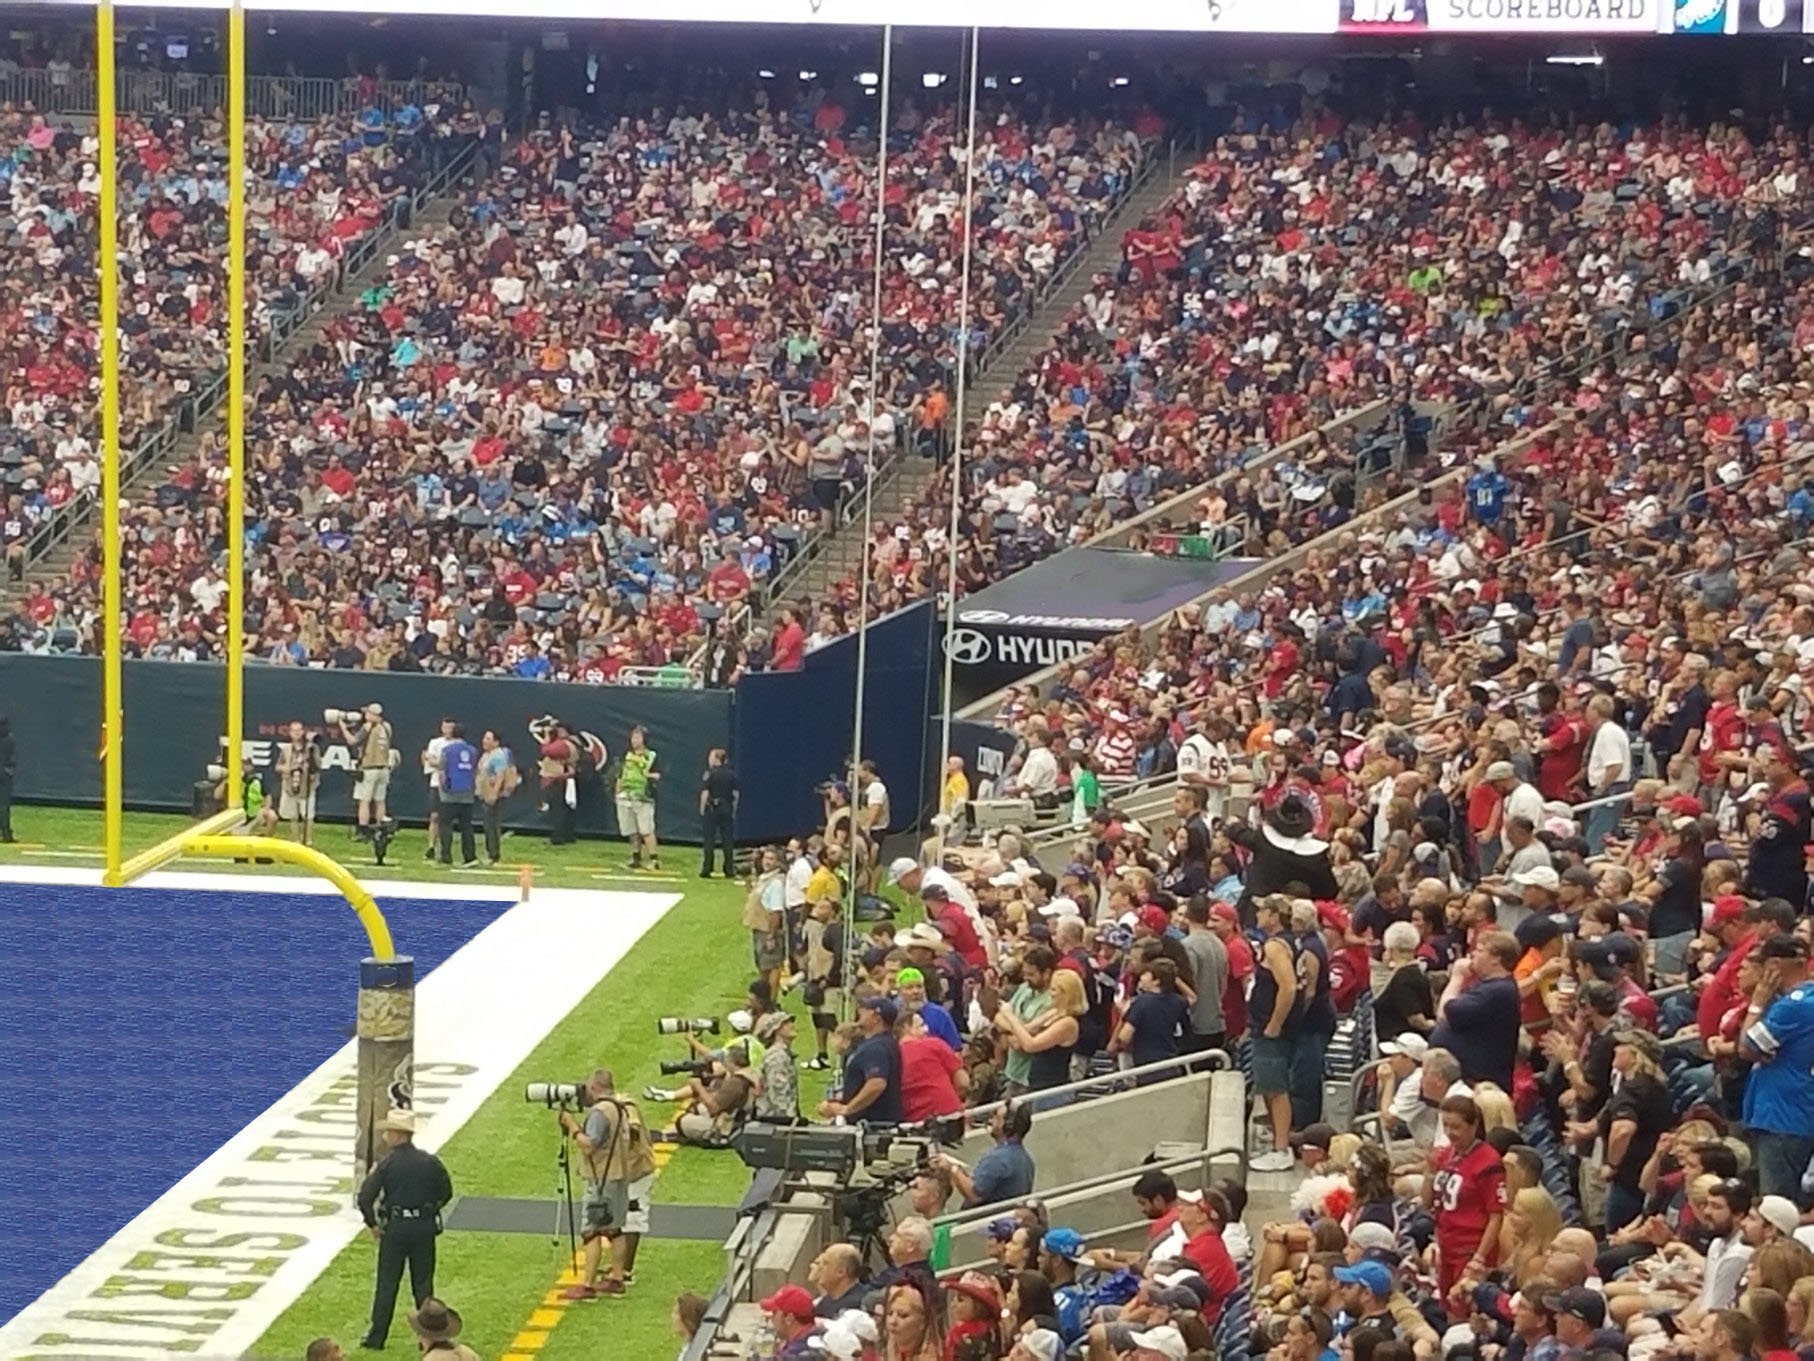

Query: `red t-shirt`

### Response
(1537, 712, 1586, 802)
(1699, 701, 1747, 786)
(1432, 1138, 1505, 1262)
(1697, 930, 1759, 1038)
(898, 1036, 964, 1123)
(1180, 1230, 1239, 1324)
(1221, 933, 1254, 1038)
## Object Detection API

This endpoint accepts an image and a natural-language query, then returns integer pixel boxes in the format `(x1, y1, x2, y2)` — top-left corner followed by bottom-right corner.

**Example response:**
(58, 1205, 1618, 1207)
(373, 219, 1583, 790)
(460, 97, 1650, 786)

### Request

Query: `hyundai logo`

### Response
(944, 629, 993, 665)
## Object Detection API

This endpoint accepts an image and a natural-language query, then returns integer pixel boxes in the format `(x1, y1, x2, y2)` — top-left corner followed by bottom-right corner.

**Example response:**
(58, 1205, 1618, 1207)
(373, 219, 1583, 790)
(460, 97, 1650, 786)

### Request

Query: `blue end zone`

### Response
(0, 883, 510, 1324)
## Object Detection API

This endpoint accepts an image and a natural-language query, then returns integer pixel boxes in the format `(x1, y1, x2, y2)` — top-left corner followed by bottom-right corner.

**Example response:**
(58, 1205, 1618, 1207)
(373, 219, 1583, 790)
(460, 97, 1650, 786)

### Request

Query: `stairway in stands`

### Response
(761, 158, 1189, 625)
(3, 191, 470, 604)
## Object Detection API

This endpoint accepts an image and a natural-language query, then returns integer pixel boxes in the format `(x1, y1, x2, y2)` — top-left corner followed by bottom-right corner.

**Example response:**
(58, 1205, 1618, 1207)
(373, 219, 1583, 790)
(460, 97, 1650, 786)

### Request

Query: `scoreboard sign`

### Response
(1344, 0, 1662, 26)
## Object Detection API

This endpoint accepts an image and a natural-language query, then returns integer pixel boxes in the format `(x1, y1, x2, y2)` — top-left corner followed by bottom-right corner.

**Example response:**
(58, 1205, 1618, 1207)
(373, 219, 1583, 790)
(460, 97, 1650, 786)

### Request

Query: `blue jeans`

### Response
(1288, 1027, 1333, 1130)
(1585, 782, 1630, 854)
(1755, 1130, 1814, 1208)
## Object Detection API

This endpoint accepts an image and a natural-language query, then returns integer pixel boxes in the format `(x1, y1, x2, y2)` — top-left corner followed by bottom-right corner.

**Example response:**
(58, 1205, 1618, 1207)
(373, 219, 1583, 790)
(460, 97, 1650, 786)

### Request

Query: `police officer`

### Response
(357, 1109, 453, 1351)
(698, 747, 739, 878)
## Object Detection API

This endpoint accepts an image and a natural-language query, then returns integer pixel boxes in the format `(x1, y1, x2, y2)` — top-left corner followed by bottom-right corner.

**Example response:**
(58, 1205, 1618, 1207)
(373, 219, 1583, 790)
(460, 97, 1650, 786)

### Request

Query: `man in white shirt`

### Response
(1009, 730, 1059, 799)
(1582, 695, 1632, 853)
(1488, 760, 1546, 830)
(1175, 717, 1230, 824)
(422, 719, 453, 864)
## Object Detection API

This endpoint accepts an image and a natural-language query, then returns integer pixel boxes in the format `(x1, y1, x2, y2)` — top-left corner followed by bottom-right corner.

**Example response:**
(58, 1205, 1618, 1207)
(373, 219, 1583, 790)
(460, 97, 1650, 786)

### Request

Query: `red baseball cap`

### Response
(760, 1285, 816, 1319)
(1316, 900, 1351, 933)
(1661, 794, 1704, 819)
(1209, 901, 1239, 925)
(1709, 894, 1749, 928)
(1137, 905, 1171, 934)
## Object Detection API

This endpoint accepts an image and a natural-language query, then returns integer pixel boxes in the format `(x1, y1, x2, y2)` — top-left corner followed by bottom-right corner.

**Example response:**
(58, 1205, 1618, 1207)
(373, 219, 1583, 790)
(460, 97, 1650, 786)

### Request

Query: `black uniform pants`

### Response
(367, 1217, 437, 1344)
(438, 799, 475, 864)
(545, 787, 576, 845)
(0, 772, 12, 840)
(481, 799, 504, 861)
(701, 803, 734, 875)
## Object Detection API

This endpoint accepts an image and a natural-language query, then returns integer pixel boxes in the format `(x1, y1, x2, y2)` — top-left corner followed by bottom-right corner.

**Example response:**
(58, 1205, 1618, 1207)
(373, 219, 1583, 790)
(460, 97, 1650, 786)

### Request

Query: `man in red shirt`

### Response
(1697, 671, 1749, 797)
(1696, 896, 1793, 1039)
(1170, 1188, 1239, 1325)
(1533, 682, 1587, 802)
(1208, 903, 1253, 1039)
(706, 547, 751, 606)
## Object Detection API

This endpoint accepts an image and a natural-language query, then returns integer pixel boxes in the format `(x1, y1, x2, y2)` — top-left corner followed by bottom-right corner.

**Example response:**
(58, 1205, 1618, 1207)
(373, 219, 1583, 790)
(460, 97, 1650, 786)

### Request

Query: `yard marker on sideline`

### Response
(519, 863, 535, 901)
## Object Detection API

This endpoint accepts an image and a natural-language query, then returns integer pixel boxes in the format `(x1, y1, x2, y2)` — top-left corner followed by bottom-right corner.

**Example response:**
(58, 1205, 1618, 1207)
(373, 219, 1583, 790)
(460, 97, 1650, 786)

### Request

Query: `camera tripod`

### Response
(551, 1115, 582, 1276)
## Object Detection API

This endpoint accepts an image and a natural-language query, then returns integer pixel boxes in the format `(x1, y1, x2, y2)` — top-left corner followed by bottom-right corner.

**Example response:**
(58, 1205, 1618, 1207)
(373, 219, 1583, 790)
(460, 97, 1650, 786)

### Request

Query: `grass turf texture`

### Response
(1, 807, 851, 1360)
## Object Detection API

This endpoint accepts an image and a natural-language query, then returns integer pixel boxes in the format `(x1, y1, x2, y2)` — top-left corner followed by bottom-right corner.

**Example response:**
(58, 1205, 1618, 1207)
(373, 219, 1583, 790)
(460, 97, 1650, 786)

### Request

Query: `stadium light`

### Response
(798, 68, 819, 80)
(758, 68, 776, 78)
(1110, 74, 1130, 87)
(983, 74, 999, 89)
(1545, 49, 1604, 65)
(1009, 74, 1025, 85)
(856, 70, 879, 86)
(922, 71, 947, 88)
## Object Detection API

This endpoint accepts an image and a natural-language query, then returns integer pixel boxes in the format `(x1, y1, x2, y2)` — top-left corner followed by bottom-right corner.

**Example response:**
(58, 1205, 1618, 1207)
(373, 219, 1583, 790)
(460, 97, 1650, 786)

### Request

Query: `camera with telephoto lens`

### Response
(524, 1082, 587, 1110)
(658, 1059, 713, 1078)
(656, 1016, 720, 1036)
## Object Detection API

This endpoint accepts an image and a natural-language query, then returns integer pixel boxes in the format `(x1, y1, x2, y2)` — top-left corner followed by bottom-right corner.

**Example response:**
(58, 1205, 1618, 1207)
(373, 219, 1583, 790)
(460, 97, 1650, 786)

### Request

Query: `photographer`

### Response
(753, 1011, 800, 1124)
(276, 721, 323, 846)
(557, 1069, 656, 1300)
(338, 704, 394, 840)
(674, 1040, 757, 1148)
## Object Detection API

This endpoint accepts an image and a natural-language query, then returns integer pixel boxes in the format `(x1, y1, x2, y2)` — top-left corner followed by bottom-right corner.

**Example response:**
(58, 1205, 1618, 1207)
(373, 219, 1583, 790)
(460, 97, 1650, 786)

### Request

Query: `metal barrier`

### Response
(0, 68, 467, 120)
(18, 136, 479, 576)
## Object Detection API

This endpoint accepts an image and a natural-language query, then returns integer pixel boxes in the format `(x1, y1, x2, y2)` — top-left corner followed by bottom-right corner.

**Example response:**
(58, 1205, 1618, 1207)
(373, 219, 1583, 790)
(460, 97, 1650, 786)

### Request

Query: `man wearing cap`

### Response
(1010, 1326, 1065, 1361)
(820, 995, 903, 1125)
(920, 882, 990, 970)
(1178, 896, 1230, 1059)
(1334, 1260, 1400, 1338)
(356, 1109, 453, 1350)
(560, 1069, 657, 1300)
(1377, 1033, 1430, 1145)
(890, 857, 990, 958)
(1694, 895, 1784, 1042)
(1739, 936, 1814, 1201)
(1742, 1194, 1805, 1248)
(1488, 762, 1546, 839)
(405, 1298, 479, 1361)
(342, 702, 394, 841)
(1541, 1286, 1607, 1355)
(757, 1284, 820, 1357)
(754, 1012, 801, 1123)
(1040, 1227, 1093, 1343)
(896, 965, 961, 1051)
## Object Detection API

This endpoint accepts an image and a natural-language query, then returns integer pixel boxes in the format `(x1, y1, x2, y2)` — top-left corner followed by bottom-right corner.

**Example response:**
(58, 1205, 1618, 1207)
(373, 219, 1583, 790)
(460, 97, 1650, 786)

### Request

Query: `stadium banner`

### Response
(24, 0, 1330, 29)
(1340, 0, 1666, 28)
(0, 654, 729, 843)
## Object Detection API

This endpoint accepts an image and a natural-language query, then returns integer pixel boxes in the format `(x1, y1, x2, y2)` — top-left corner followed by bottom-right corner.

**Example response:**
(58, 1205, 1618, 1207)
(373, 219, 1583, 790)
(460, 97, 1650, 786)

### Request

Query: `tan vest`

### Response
(580, 1096, 656, 1183)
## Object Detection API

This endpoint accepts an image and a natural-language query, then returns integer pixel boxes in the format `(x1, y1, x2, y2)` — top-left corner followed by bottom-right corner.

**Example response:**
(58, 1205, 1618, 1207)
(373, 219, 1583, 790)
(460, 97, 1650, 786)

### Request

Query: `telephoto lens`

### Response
(655, 1016, 721, 1036)
(524, 1082, 583, 1107)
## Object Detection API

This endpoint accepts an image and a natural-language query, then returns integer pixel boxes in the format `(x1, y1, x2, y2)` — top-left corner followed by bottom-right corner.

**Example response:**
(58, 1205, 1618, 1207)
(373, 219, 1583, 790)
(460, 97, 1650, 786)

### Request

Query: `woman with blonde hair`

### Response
(995, 968, 1084, 1099)
(1470, 1083, 1517, 1135)
(884, 1281, 941, 1361)
(1501, 1187, 1564, 1289)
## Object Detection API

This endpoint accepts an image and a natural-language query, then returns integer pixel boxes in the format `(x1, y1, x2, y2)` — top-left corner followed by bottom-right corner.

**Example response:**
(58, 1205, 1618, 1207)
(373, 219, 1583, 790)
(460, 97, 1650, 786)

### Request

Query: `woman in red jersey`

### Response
(1425, 1094, 1505, 1316)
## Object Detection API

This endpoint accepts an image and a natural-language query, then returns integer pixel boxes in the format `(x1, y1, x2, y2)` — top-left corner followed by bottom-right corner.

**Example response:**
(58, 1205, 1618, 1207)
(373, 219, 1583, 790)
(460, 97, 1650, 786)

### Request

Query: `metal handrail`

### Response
(0, 69, 468, 121)
(18, 137, 478, 576)
(961, 1047, 1231, 1125)
(758, 135, 1177, 615)
(955, 205, 1807, 725)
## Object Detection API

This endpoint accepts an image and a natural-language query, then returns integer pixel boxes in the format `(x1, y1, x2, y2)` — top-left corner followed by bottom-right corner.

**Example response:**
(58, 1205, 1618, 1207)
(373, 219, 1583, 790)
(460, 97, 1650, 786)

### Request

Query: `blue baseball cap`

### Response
(985, 1217, 1018, 1242)
(857, 995, 899, 1026)
(1042, 1227, 1089, 1262)
(1334, 1261, 1394, 1297)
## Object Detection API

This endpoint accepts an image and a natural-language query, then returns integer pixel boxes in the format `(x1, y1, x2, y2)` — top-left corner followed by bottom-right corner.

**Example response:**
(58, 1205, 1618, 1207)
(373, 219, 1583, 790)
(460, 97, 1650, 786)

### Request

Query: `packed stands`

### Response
(0, 97, 466, 591)
(5, 97, 1146, 677)
(819, 115, 1803, 629)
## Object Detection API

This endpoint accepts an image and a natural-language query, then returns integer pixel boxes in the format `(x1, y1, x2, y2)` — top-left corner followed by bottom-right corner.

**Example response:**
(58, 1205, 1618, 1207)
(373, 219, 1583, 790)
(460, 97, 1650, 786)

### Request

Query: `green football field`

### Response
(0, 805, 847, 1361)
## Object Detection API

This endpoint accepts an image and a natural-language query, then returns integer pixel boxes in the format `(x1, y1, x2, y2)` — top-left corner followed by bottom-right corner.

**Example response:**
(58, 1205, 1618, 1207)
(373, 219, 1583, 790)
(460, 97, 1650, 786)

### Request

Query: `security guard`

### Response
(357, 1109, 453, 1350)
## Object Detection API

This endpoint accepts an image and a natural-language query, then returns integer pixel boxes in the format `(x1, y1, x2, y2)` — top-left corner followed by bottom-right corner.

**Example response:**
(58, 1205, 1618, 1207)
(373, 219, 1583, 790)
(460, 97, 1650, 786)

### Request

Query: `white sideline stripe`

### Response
(0, 871, 681, 1359)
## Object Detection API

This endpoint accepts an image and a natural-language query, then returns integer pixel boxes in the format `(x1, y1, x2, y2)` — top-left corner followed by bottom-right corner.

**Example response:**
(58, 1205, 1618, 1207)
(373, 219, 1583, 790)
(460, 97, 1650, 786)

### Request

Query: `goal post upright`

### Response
(98, 0, 124, 883)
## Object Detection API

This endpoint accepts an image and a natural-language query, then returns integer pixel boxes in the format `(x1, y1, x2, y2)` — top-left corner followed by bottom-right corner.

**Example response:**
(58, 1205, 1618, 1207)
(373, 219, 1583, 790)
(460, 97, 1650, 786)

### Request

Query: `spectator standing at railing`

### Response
(1737, 936, 1814, 1202)
(1582, 694, 1633, 855)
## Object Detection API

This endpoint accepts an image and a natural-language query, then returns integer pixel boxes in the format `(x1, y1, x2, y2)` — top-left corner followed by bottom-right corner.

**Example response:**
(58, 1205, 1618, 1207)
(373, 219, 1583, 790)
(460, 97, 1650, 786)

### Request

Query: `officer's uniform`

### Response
(357, 1127, 453, 1348)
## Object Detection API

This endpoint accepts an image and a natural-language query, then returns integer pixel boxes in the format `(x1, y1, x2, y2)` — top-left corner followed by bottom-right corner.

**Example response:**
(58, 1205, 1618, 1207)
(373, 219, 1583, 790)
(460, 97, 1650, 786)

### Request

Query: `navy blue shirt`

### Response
(1430, 974, 1520, 1091)
(440, 739, 478, 797)
(840, 1032, 902, 1124)
(1124, 990, 1190, 1070)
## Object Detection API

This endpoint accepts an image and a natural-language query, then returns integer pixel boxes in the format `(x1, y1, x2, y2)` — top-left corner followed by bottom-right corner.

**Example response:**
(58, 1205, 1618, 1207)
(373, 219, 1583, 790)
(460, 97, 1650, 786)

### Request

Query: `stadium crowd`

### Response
(0, 97, 461, 591)
(3, 95, 1145, 675)
(832, 114, 1802, 621)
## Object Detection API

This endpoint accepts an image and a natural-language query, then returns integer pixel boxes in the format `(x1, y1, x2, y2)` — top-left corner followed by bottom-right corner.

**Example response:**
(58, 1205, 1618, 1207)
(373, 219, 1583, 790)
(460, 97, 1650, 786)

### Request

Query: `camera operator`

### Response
(557, 1069, 656, 1300)
(817, 995, 903, 1125)
(276, 721, 323, 846)
(936, 1102, 1035, 1209)
(674, 1040, 758, 1147)
(340, 703, 394, 840)
(753, 1011, 801, 1124)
